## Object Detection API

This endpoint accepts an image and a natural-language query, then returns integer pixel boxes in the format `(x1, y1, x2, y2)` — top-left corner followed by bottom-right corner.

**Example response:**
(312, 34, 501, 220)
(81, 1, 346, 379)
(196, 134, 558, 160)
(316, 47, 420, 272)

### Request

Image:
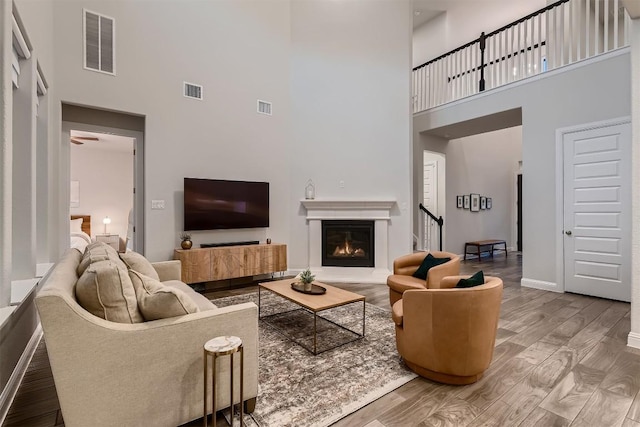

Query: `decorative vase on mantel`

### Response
(180, 232, 193, 250)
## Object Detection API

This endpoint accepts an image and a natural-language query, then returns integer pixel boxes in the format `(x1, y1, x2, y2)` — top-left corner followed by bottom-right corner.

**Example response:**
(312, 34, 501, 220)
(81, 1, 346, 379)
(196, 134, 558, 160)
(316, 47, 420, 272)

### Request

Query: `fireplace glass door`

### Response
(321, 220, 374, 267)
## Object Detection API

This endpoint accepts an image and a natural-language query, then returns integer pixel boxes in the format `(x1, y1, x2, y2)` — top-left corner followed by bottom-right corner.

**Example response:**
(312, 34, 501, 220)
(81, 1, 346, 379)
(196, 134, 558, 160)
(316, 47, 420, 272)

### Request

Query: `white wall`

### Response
(413, 0, 546, 67)
(52, 0, 293, 261)
(70, 144, 133, 239)
(288, 0, 413, 270)
(415, 50, 631, 286)
(50, 0, 413, 270)
(444, 127, 522, 254)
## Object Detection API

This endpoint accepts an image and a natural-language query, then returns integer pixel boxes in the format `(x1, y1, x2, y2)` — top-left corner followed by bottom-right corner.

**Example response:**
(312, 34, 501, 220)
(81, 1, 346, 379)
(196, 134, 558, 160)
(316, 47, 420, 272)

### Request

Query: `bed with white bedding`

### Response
(70, 215, 91, 251)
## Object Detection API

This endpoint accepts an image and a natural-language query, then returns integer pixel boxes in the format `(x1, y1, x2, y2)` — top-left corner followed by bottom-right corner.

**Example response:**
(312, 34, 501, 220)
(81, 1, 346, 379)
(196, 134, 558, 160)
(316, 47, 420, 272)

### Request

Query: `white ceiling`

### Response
(70, 130, 134, 153)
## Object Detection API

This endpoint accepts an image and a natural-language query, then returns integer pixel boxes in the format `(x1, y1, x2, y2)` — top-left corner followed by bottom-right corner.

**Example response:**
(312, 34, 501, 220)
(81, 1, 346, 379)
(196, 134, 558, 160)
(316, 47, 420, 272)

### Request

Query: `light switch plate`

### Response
(151, 200, 165, 210)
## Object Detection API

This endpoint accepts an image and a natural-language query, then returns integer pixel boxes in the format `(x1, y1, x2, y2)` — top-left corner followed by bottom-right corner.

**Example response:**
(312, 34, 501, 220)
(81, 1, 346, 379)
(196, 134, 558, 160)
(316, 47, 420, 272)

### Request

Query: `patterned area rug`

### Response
(212, 291, 417, 427)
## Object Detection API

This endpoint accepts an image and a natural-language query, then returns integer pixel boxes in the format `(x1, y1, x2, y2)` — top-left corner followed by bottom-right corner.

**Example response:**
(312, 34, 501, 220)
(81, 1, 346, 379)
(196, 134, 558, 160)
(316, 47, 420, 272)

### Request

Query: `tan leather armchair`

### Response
(386, 251, 460, 306)
(391, 275, 503, 385)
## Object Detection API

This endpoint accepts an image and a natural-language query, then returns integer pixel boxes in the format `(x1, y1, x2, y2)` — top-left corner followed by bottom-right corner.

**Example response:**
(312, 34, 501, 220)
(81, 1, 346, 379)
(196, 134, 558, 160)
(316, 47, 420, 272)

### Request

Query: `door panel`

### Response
(563, 121, 630, 302)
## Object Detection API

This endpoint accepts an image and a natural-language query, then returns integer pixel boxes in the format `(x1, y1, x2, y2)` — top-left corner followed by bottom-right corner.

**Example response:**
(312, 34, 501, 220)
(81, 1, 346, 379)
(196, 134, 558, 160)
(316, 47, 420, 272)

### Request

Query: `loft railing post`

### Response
(479, 32, 486, 92)
(437, 216, 443, 251)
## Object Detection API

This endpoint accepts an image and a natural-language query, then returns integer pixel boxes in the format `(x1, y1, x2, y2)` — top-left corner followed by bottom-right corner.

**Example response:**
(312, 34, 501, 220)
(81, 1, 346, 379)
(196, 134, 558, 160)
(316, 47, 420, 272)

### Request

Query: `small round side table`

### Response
(203, 336, 244, 427)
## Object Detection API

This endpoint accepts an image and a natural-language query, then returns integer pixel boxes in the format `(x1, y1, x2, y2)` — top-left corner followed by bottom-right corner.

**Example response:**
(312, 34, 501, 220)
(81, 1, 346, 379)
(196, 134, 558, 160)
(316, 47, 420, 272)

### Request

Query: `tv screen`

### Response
(184, 178, 269, 231)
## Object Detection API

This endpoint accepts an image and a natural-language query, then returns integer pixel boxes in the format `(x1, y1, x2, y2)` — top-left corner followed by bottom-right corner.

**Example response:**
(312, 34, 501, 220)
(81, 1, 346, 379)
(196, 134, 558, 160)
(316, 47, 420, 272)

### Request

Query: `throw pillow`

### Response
(455, 270, 485, 288)
(128, 270, 200, 321)
(412, 253, 451, 280)
(75, 260, 144, 323)
(70, 218, 83, 233)
(119, 251, 160, 281)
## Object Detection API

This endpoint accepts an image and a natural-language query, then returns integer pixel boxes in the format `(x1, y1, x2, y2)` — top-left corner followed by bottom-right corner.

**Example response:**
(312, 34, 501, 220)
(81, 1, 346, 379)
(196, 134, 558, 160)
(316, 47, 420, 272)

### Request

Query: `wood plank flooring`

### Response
(4, 253, 639, 427)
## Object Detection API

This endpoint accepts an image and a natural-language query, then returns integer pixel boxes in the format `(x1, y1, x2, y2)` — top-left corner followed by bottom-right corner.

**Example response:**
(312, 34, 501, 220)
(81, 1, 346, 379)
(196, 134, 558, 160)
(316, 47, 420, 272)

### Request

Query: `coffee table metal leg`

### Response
(239, 345, 244, 427)
(362, 300, 366, 337)
(313, 312, 317, 355)
(258, 286, 261, 319)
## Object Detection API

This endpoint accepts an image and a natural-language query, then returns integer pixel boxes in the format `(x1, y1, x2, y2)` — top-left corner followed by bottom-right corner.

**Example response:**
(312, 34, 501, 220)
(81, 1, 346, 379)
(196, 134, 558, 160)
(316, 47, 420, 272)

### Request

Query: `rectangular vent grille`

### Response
(184, 82, 203, 100)
(84, 9, 115, 75)
(257, 100, 272, 115)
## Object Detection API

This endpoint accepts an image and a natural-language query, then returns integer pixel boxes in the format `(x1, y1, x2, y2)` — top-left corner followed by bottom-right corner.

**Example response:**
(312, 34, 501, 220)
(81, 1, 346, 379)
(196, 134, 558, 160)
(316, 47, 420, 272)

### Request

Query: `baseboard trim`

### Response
(521, 278, 562, 293)
(0, 324, 43, 425)
(628, 332, 640, 350)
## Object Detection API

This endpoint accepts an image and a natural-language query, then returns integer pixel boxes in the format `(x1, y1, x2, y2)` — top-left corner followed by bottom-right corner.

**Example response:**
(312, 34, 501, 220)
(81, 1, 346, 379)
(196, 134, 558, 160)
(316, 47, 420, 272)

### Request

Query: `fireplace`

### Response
(322, 220, 375, 267)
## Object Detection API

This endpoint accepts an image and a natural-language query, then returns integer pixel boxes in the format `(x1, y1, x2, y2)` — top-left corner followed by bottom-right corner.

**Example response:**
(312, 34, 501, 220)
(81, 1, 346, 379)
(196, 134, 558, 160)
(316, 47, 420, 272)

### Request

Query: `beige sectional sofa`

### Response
(36, 243, 258, 427)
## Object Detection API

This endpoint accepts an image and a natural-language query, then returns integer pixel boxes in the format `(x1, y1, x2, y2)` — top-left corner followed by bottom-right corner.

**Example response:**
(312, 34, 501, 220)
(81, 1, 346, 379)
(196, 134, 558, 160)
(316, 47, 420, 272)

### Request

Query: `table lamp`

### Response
(103, 216, 111, 234)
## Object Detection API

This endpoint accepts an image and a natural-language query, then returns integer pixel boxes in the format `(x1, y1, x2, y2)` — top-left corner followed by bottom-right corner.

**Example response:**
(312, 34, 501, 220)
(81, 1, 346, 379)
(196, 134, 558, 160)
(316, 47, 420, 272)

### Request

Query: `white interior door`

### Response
(423, 159, 438, 251)
(563, 121, 630, 302)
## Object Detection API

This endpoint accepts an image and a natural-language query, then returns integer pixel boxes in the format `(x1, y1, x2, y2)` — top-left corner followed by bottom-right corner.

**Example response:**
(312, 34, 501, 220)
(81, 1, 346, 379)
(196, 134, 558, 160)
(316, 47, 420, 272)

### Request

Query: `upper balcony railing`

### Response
(413, 0, 631, 114)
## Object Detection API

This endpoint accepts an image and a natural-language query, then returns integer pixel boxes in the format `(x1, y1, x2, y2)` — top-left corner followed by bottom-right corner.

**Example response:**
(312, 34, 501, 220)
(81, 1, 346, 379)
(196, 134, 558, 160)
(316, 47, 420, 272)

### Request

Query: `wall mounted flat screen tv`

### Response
(184, 178, 269, 231)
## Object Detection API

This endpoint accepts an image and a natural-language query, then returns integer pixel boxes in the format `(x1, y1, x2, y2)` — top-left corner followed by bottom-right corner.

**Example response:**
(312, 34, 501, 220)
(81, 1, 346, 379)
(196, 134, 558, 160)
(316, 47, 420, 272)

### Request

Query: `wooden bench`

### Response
(464, 240, 507, 261)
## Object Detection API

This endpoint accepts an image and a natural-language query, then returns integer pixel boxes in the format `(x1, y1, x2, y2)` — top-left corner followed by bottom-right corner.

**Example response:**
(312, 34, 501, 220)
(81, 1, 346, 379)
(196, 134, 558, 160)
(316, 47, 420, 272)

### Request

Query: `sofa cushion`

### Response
(77, 242, 123, 276)
(162, 280, 217, 311)
(76, 260, 144, 323)
(455, 270, 485, 288)
(119, 251, 160, 281)
(412, 253, 451, 280)
(128, 271, 200, 321)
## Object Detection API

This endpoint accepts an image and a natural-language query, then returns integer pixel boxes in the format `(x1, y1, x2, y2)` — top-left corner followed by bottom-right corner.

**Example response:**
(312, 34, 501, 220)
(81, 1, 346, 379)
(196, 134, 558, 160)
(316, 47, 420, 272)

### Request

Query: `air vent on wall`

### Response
(184, 82, 203, 100)
(84, 9, 115, 75)
(257, 100, 272, 116)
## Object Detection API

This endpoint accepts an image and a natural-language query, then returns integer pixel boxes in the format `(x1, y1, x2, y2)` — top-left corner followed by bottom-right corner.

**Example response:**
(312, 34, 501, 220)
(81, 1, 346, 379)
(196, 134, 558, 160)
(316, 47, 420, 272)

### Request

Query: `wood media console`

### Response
(174, 243, 287, 284)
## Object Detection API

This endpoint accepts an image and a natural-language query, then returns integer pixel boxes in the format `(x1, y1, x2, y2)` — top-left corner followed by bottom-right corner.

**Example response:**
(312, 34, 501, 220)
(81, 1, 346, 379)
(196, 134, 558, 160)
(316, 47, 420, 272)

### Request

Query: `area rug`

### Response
(212, 291, 417, 427)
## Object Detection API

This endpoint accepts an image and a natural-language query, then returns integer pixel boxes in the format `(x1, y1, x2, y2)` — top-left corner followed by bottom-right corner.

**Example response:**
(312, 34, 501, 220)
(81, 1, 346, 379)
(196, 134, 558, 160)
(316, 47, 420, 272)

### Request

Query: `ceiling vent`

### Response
(184, 82, 203, 100)
(83, 9, 115, 75)
(257, 100, 272, 116)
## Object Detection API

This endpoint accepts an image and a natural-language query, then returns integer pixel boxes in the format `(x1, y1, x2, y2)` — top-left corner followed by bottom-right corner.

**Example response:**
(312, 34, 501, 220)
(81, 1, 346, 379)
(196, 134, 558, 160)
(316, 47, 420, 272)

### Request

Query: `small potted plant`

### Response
(299, 268, 315, 291)
(180, 232, 193, 250)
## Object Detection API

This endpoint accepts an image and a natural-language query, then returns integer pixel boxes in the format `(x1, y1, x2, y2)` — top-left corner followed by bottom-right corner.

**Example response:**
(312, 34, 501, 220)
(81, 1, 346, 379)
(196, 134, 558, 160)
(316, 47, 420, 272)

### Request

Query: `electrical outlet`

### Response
(339, 180, 345, 188)
(151, 200, 165, 210)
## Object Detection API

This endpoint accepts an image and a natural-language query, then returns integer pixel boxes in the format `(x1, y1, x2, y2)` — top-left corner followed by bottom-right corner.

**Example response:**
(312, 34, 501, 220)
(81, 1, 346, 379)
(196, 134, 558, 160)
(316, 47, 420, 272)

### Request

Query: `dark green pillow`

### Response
(455, 270, 485, 288)
(412, 253, 451, 280)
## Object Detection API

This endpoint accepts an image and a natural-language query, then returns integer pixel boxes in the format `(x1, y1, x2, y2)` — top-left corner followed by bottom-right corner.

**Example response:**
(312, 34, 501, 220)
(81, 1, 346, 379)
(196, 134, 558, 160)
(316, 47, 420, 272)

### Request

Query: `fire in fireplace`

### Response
(322, 220, 374, 267)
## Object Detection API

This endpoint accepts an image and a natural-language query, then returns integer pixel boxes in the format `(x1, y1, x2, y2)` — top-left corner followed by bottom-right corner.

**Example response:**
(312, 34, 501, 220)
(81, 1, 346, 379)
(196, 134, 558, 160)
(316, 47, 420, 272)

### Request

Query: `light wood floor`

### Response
(4, 253, 640, 427)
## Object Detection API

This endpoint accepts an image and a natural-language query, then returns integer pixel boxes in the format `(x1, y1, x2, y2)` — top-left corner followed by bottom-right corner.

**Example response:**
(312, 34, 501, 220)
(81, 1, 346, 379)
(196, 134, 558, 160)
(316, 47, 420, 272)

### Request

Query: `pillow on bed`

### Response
(70, 218, 83, 233)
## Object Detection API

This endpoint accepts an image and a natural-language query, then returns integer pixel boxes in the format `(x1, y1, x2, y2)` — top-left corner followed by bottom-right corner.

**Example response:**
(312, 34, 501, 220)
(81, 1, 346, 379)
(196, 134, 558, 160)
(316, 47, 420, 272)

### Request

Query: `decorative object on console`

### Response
(266, 238, 271, 244)
(102, 216, 111, 234)
(305, 179, 315, 200)
(179, 232, 193, 250)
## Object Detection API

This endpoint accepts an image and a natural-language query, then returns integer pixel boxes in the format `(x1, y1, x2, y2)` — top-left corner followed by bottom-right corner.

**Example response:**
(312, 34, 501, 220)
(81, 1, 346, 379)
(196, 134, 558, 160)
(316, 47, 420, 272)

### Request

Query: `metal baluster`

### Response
(586, 0, 590, 57)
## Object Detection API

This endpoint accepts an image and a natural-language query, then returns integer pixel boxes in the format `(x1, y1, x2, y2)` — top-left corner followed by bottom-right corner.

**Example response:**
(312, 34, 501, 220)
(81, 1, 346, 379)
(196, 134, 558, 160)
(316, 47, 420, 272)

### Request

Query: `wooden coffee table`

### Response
(258, 279, 366, 355)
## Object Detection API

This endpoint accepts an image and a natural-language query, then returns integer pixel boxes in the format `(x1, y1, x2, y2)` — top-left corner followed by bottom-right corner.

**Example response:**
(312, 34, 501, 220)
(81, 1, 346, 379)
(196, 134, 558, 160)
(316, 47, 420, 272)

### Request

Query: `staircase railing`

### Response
(419, 203, 443, 252)
(413, 0, 631, 113)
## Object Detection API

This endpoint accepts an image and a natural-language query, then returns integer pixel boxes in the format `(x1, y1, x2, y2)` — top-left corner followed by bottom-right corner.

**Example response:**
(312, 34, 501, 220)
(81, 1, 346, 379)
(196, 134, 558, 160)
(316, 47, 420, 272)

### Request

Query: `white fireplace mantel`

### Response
(301, 198, 396, 284)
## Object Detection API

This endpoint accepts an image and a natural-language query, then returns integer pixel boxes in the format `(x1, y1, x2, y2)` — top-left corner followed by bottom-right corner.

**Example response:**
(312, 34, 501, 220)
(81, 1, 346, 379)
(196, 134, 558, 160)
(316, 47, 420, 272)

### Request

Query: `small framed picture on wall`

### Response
(487, 198, 492, 209)
(463, 194, 470, 209)
(470, 194, 480, 212)
(457, 195, 463, 208)
(480, 196, 487, 210)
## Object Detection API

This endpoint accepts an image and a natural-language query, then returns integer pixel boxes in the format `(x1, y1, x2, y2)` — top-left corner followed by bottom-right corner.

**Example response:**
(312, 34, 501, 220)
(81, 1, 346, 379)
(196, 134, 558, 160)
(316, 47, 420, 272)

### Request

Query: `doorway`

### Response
(422, 151, 445, 251)
(62, 104, 145, 253)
